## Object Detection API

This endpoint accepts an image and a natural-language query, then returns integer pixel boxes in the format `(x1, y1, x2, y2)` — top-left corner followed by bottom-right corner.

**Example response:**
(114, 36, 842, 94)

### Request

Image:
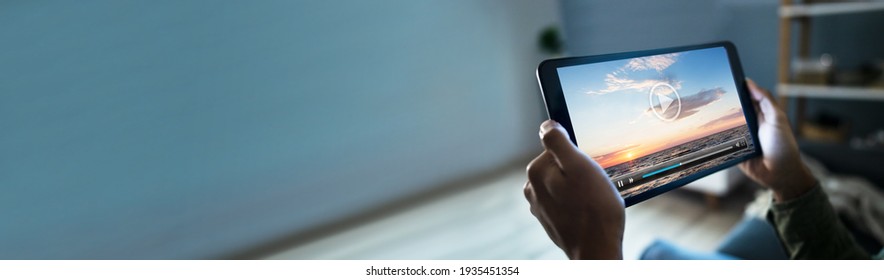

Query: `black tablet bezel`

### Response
(536, 41, 762, 207)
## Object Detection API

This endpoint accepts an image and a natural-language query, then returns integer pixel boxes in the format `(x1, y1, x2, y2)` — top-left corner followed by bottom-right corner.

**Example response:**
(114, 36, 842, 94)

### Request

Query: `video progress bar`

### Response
(639, 146, 735, 179)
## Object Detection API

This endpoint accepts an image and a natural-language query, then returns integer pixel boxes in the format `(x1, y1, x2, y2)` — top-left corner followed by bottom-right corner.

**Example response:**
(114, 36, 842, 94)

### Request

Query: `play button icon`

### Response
(658, 93, 674, 112)
(648, 82, 681, 122)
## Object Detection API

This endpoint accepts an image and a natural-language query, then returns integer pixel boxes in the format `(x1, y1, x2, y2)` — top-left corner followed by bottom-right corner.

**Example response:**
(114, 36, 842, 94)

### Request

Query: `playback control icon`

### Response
(615, 178, 634, 188)
(649, 82, 681, 122)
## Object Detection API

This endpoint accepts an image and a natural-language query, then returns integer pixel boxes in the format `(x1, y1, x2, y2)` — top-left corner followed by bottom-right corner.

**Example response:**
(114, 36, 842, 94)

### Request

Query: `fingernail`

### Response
(540, 120, 557, 134)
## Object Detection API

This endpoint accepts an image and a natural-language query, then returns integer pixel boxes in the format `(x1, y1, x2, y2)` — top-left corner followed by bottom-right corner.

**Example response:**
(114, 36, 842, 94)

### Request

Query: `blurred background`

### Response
(2, 0, 882, 259)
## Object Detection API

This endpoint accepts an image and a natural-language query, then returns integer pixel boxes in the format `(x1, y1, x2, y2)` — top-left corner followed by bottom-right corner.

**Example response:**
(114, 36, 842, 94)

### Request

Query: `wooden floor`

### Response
(268, 168, 753, 260)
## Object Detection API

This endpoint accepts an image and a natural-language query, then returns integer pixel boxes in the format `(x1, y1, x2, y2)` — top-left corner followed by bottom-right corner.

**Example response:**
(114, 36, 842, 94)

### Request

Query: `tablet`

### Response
(536, 41, 761, 207)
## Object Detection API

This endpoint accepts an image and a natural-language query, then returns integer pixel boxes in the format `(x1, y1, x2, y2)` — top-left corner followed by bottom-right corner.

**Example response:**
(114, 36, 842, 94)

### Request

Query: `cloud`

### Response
(678, 88, 726, 118)
(698, 108, 745, 129)
(586, 54, 681, 95)
(624, 54, 679, 72)
(587, 74, 681, 95)
(646, 87, 726, 120)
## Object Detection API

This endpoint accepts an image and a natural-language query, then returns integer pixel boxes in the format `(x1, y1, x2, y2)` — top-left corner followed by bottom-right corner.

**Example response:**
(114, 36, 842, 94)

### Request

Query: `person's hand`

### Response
(739, 78, 817, 202)
(524, 120, 625, 259)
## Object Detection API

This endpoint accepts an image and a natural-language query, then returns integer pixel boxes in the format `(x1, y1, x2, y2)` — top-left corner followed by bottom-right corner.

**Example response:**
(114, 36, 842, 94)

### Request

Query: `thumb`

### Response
(539, 120, 584, 171)
(746, 78, 779, 123)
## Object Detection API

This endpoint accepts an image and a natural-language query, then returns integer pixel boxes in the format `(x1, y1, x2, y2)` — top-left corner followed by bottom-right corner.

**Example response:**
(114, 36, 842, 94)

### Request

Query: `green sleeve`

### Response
(766, 185, 872, 260)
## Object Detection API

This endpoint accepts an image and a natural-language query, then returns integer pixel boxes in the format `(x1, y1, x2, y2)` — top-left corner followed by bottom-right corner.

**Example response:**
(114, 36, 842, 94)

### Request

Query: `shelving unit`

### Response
(780, 1, 884, 17)
(777, 0, 884, 140)
(778, 84, 884, 100)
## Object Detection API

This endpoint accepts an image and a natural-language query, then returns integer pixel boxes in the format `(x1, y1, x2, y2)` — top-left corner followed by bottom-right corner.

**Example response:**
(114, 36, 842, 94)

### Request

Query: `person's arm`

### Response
(767, 184, 870, 259)
(740, 79, 869, 259)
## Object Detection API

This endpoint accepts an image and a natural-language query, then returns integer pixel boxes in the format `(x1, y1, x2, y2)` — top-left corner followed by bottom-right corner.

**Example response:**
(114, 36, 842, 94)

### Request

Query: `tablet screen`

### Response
(554, 46, 756, 199)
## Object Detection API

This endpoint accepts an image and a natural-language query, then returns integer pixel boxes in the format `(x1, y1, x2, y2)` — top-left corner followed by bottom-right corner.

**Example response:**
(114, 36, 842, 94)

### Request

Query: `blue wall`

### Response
(0, 0, 559, 258)
(560, 0, 780, 89)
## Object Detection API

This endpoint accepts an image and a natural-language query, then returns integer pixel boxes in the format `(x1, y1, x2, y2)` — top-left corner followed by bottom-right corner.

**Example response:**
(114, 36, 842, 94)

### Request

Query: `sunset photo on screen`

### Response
(556, 47, 755, 198)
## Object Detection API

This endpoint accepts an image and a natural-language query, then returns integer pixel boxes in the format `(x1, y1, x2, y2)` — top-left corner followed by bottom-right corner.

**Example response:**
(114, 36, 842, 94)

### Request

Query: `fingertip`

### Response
(745, 79, 763, 99)
(540, 123, 569, 149)
(540, 120, 559, 135)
